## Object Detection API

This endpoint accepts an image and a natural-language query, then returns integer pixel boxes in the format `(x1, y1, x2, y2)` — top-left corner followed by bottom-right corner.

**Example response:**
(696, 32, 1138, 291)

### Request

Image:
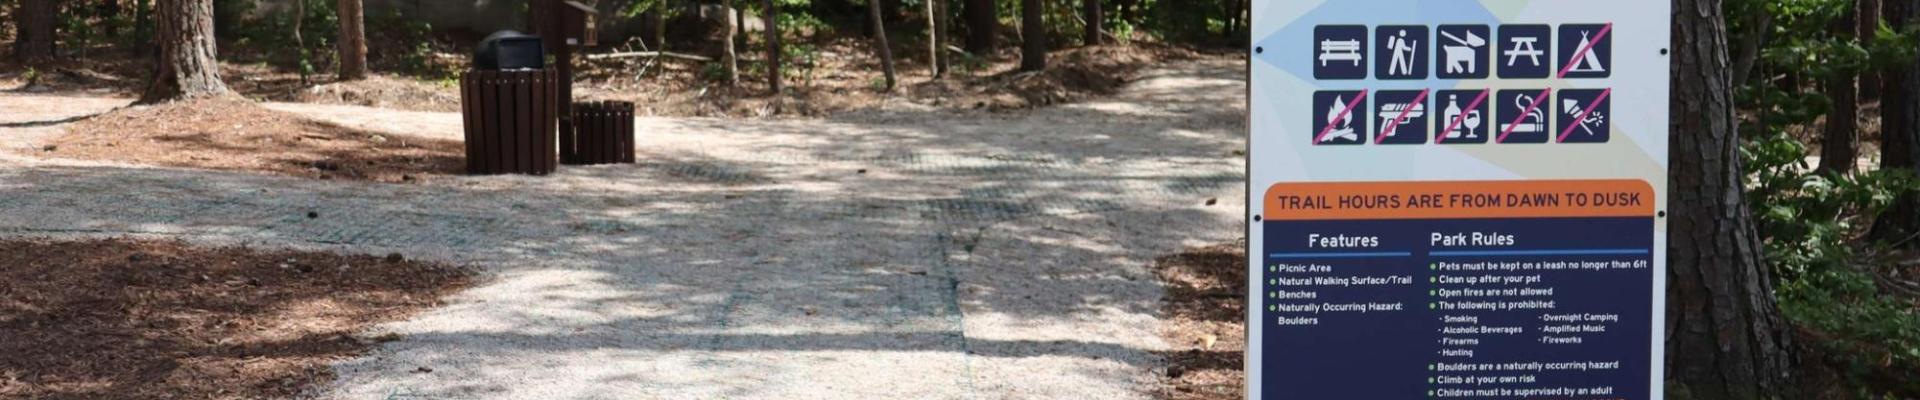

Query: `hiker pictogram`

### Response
(1376, 25, 1429, 79)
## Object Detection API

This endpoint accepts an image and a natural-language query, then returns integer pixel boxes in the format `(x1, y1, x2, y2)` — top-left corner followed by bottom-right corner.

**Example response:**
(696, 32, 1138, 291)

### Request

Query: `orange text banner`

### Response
(1263, 180, 1655, 220)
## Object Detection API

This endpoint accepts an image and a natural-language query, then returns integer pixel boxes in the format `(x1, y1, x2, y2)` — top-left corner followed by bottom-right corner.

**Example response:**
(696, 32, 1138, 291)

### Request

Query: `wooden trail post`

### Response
(532, 0, 599, 159)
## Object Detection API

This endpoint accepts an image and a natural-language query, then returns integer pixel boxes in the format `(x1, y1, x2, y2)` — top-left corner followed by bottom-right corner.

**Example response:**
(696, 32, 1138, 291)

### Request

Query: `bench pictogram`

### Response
(1314, 25, 1369, 79)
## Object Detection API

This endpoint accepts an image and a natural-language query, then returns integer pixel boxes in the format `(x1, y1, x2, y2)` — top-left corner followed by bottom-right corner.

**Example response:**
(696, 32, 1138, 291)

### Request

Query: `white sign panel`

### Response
(1247, 1, 1669, 398)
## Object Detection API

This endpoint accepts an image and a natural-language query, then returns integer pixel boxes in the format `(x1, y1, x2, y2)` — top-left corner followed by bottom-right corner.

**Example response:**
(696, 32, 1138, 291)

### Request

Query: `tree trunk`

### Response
(654, 0, 668, 52)
(100, 0, 124, 37)
(1874, 0, 1920, 240)
(143, 0, 229, 103)
(13, 0, 58, 64)
(934, 0, 950, 74)
(869, 0, 896, 91)
(1666, 0, 1798, 398)
(1819, 7, 1859, 174)
(1083, 0, 1103, 46)
(926, 0, 943, 78)
(722, 0, 739, 86)
(1820, 75, 1861, 173)
(1228, 0, 1245, 44)
(294, 0, 308, 84)
(964, 0, 996, 54)
(1019, 0, 1045, 71)
(1729, 7, 1770, 88)
(336, 0, 367, 80)
(1221, 0, 1235, 44)
(135, 0, 155, 54)
(1860, 0, 1882, 101)
(734, 6, 747, 61)
(763, 0, 782, 95)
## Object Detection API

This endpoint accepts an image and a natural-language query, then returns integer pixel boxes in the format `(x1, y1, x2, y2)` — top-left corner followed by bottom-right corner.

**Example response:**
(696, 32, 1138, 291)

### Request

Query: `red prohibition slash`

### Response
(1498, 88, 1553, 143)
(1378, 89, 1430, 144)
(1559, 88, 1613, 143)
(1314, 90, 1370, 144)
(1437, 90, 1489, 144)
(1557, 23, 1613, 79)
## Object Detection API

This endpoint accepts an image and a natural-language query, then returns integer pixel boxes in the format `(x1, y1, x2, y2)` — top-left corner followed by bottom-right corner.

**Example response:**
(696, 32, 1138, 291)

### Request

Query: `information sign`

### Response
(1247, 1, 1670, 398)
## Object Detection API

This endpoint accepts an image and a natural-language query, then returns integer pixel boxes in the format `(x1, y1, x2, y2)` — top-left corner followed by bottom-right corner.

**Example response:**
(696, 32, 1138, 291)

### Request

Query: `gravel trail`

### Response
(0, 59, 1247, 399)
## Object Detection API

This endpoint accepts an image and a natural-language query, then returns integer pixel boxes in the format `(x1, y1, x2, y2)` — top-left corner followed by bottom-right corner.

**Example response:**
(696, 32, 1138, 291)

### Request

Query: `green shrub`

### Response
(1743, 129, 1920, 398)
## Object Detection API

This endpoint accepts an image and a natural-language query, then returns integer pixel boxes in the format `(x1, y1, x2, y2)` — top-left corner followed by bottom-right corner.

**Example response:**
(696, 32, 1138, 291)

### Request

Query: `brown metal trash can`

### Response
(460, 69, 559, 175)
(563, 101, 635, 165)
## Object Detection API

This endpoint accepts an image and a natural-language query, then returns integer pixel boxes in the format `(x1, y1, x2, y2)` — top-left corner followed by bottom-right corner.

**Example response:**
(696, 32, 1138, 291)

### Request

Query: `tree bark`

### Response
(722, 0, 740, 86)
(763, 0, 782, 95)
(1083, 0, 1103, 46)
(336, 0, 367, 80)
(100, 0, 124, 37)
(294, 0, 308, 84)
(135, 0, 155, 54)
(1874, 0, 1920, 240)
(142, 0, 230, 103)
(1230, 0, 1245, 43)
(734, 5, 747, 61)
(1729, 7, 1770, 88)
(12, 0, 58, 64)
(1859, 0, 1882, 101)
(926, 0, 943, 78)
(964, 0, 996, 54)
(1666, 0, 1798, 398)
(926, 0, 938, 77)
(869, 0, 896, 91)
(1019, 0, 1045, 71)
(654, 0, 668, 52)
(933, 0, 949, 74)
(1819, 6, 1859, 174)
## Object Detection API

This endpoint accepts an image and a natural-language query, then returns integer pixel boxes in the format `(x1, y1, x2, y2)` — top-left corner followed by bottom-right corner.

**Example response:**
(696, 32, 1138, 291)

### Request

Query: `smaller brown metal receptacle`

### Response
(459, 69, 559, 175)
(562, 101, 635, 165)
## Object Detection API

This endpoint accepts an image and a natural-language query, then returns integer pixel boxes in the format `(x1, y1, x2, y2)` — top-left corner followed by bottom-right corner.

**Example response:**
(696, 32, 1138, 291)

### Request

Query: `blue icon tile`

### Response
(1314, 25, 1368, 80)
(1313, 90, 1369, 145)
(1433, 90, 1491, 144)
(1435, 25, 1490, 79)
(1558, 24, 1612, 78)
(1556, 89, 1611, 143)
(1497, 25, 1552, 79)
(1495, 89, 1554, 143)
(1375, 25, 1429, 80)
(1373, 90, 1431, 145)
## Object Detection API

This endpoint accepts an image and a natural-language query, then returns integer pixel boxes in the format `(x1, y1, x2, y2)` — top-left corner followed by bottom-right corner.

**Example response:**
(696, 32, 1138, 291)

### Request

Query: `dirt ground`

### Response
(13, 44, 1231, 184)
(39, 96, 464, 183)
(2, 56, 1250, 398)
(0, 39, 1206, 117)
(1152, 243, 1248, 400)
(0, 238, 475, 399)
(571, 40, 1203, 117)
